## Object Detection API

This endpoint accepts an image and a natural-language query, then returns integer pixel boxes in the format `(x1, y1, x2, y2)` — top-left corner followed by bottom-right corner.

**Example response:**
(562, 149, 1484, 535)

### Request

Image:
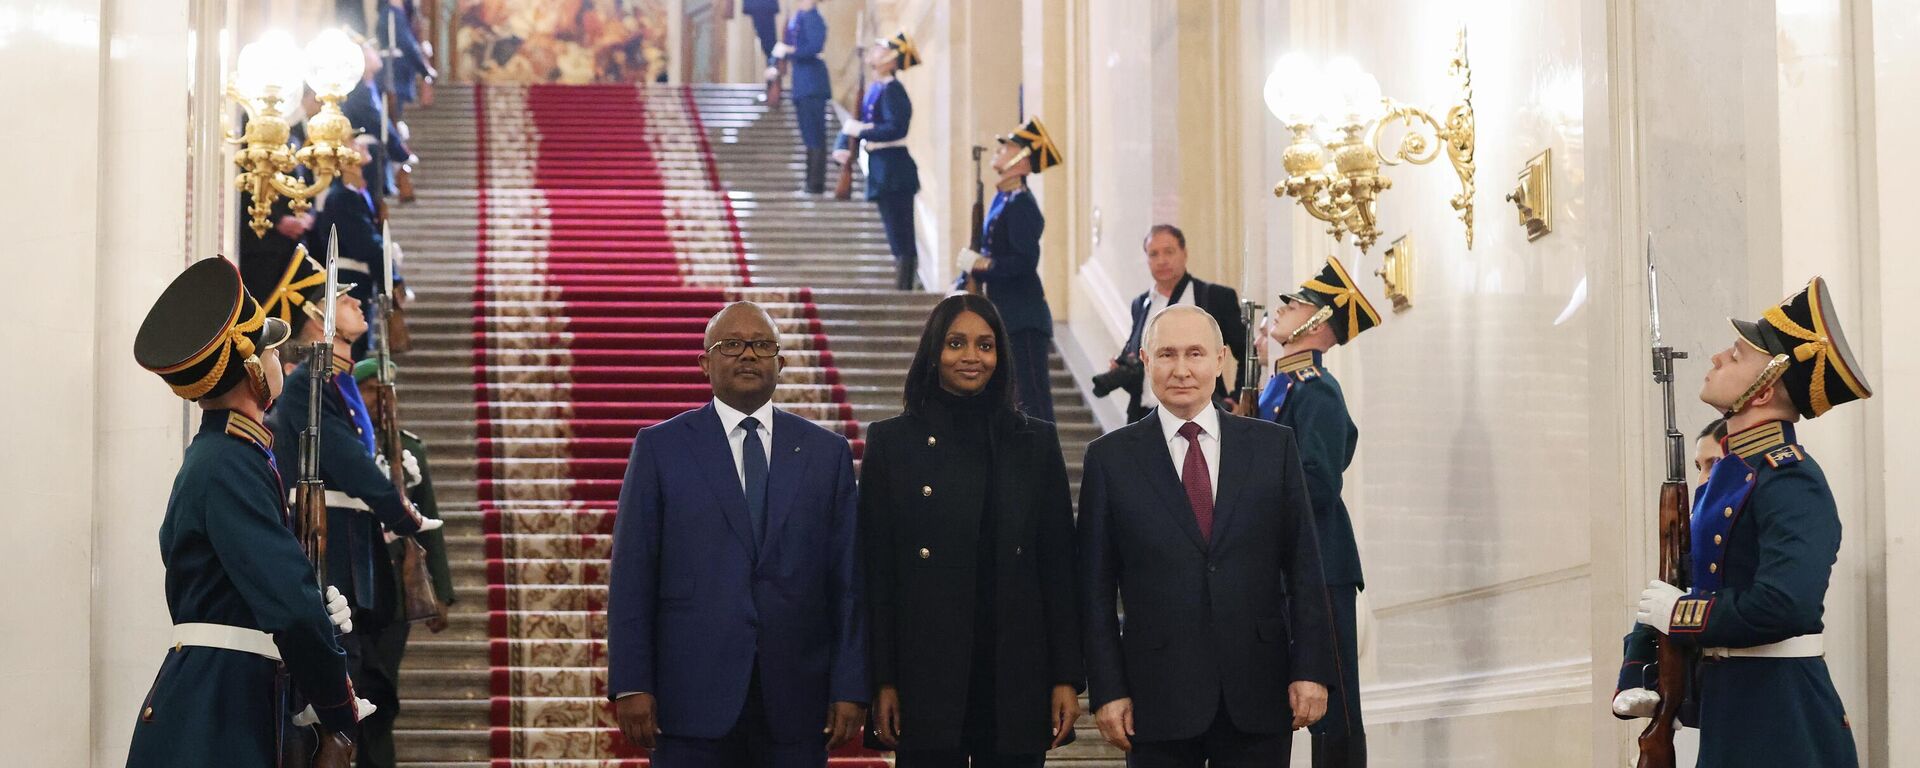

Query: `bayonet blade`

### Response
(323, 225, 339, 345)
(1646, 233, 1663, 347)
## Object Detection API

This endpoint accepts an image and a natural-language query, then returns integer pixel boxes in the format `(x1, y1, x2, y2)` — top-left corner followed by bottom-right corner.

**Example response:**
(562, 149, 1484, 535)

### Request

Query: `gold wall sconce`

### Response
(228, 29, 368, 237)
(1377, 236, 1414, 312)
(1506, 148, 1552, 241)
(1263, 29, 1477, 253)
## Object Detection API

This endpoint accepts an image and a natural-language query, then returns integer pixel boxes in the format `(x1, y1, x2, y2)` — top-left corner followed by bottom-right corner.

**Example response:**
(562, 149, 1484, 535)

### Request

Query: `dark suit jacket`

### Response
(1077, 409, 1336, 741)
(608, 404, 867, 742)
(978, 188, 1050, 334)
(860, 408, 1082, 752)
(838, 79, 919, 200)
(1119, 273, 1248, 422)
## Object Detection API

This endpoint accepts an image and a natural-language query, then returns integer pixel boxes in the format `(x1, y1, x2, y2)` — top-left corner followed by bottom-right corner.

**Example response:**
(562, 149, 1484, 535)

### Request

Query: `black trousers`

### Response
(653, 668, 827, 768)
(1126, 701, 1290, 768)
(896, 748, 1043, 768)
(748, 11, 779, 60)
(342, 617, 404, 768)
(1008, 330, 1054, 423)
(1309, 584, 1366, 767)
(876, 193, 918, 289)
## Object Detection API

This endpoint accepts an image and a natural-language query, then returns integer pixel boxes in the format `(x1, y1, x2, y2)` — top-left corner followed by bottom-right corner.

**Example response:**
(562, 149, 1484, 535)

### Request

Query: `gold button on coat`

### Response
(1724, 507, 1734, 518)
(1714, 534, 1723, 545)
(922, 485, 932, 496)
(927, 436, 937, 446)
(919, 548, 930, 559)
(1710, 563, 1719, 573)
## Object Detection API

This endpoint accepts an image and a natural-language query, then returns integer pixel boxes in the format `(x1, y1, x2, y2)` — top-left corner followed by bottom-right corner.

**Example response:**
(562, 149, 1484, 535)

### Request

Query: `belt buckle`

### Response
(1702, 647, 1731, 660)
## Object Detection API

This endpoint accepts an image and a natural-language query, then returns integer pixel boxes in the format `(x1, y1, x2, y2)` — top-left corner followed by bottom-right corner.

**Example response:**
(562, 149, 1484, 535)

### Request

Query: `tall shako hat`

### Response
(1278, 255, 1382, 344)
(1730, 276, 1871, 419)
(996, 116, 1062, 174)
(135, 257, 291, 401)
(878, 32, 920, 70)
(241, 245, 354, 339)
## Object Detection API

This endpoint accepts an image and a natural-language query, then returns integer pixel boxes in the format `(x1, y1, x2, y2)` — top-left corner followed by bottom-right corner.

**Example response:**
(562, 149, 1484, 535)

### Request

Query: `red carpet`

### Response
(471, 84, 874, 766)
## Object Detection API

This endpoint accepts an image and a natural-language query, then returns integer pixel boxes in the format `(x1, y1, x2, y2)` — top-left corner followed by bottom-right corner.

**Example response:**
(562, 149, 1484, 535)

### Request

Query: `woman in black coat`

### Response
(861, 293, 1084, 767)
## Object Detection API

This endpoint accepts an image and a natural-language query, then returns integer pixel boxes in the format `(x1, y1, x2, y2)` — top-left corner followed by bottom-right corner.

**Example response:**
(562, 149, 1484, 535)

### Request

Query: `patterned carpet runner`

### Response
(472, 84, 873, 765)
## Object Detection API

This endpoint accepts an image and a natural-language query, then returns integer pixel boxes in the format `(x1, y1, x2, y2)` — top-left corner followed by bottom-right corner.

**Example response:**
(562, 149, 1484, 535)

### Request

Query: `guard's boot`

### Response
(804, 148, 828, 194)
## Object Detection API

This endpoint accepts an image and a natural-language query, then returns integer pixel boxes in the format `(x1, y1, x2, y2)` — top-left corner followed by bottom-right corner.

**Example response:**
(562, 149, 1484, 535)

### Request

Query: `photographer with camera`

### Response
(1096, 224, 1247, 423)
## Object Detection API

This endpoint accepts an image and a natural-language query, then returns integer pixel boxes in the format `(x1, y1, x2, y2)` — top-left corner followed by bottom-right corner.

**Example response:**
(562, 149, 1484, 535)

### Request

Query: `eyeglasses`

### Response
(707, 338, 782, 357)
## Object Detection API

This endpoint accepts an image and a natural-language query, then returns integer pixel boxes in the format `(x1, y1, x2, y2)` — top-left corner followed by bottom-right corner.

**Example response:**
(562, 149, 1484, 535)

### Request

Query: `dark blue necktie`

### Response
(740, 416, 768, 546)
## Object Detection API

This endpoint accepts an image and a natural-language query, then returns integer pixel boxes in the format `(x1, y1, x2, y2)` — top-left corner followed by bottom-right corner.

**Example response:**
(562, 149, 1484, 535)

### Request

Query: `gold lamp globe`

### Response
(296, 27, 367, 183)
(234, 31, 307, 115)
(304, 28, 366, 98)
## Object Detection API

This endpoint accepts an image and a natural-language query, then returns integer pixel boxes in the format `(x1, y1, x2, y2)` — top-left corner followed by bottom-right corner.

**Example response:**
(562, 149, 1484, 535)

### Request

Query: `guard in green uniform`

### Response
(127, 256, 363, 767)
(248, 249, 440, 768)
(1253, 255, 1381, 768)
(1633, 276, 1869, 768)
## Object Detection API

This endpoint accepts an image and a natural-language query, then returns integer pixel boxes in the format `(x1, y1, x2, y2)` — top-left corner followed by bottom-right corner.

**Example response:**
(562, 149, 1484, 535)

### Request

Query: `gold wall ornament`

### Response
(1266, 29, 1478, 253)
(227, 29, 366, 238)
(1505, 148, 1552, 241)
(1376, 236, 1414, 312)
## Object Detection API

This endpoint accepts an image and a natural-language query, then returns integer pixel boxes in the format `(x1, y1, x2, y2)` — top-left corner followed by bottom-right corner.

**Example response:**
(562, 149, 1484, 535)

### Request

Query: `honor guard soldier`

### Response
(773, 0, 831, 194)
(1255, 255, 1381, 768)
(249, 250, 441, 765)
(836, 32, 922, 290)
(1632, 277, 1870, 768)
(964, 116, 1062, 422)
(127, 257, 364, 767)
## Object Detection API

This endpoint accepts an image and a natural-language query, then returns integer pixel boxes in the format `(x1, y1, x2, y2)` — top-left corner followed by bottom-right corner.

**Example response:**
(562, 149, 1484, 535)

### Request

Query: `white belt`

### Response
(1703, 633, 1823, 659)
(864, 139, 908, 151)
(172, 623, 281, 661)
(289, 488, 370, 511)
(337, 258, 373, 275)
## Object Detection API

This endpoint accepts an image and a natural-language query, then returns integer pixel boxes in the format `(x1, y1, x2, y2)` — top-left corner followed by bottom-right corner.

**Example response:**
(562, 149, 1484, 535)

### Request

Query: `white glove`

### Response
(840, 118, 872, 137)
(292, 697, 378, 727)
(418, 516, 444, 533)
(831, 148, 851, 165)
(956, 248, 982, 270)
(324, 586, 353, 635)
(401, 449, 423, 488)
(771, 42, 794, 58)
(1635, 580, 1686, 634)
(1612, 688, 1661, 718)
(763, 65, 780, 81)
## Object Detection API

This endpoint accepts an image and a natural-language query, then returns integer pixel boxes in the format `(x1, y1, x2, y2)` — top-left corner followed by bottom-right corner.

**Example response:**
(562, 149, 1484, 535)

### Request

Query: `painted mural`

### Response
(454, 0, 668, 83)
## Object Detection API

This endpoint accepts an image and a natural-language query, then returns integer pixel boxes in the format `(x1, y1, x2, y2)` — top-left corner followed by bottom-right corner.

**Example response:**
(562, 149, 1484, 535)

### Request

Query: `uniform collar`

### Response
(1724, 419, 1798, 460)
(209, 409, 274, 451)
(1276, 349, 1322, 374)
(1156, 403, 1221, 444)
(331, 352, 355, 377)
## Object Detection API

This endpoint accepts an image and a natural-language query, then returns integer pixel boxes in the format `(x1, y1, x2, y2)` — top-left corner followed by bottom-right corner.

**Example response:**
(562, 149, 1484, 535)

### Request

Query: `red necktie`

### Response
(1177, 421, 1214, 541)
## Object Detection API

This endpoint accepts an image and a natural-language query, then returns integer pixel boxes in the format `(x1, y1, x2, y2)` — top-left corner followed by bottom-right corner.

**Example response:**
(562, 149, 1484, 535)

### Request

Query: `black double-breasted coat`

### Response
(859, 405, 1084, 753)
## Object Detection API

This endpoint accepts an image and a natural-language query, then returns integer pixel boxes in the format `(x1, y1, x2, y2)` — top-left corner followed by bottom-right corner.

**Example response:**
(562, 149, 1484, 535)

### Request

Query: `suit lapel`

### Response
(1133, 415, 1207, 553)
(1208, 416, 1255, 547)
(685, 404, 758, 559)
(760, 410, 811, 562)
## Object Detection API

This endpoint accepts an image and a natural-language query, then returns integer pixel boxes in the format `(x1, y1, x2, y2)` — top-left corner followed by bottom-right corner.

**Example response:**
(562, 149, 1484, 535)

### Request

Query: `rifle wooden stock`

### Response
(833, 134, 859, 200)
(766, 57, 787, 105)
(1636, 478, 1692, 768)
(365, 378, 446, 625)
(964, 173, 985, 295)
(296, 479, 328, 583)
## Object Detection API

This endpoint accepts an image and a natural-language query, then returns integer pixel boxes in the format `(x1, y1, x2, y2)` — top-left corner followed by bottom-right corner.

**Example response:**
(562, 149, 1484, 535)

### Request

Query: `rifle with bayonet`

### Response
(1637, 234, 1692, 768)
(963, 145, 986, 295)
(832, 15, 869, 201)
(367, 83, 445, 624)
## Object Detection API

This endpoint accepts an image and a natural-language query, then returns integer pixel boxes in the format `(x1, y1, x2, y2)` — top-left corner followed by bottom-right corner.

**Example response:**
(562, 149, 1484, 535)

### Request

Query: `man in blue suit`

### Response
(609, 301, 868, 767)
(773, 0, 830, 194)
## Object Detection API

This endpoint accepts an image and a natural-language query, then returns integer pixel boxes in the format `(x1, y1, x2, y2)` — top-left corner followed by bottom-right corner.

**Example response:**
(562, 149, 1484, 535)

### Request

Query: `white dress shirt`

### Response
(1157, 404, 1220, 501)
(1139, 283, 1194, 410)
(712, 397, 775, 491)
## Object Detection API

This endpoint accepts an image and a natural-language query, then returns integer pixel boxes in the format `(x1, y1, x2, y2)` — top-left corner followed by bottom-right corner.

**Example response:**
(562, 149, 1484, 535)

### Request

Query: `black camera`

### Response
(1091, 353, 1144, 398)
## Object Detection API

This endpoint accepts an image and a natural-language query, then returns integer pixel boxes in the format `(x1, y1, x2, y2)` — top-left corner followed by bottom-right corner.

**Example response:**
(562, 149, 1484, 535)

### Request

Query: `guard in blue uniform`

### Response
(773, 0, 831, 194)
(1631, 276, 1870, 768)
(128, 256, 363, 767)
(836, 32, 922, 290)
(740, 0, 782, 61)
(1254, 255, 1381, 768)
(250, 249, 440, 766)
(964, 117, 1061, 422)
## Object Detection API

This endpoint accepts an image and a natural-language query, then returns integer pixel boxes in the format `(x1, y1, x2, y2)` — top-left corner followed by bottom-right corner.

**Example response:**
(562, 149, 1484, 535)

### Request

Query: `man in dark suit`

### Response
(609, 302, 868, 768)
(1078, 304, 1334, 767)
(1112, 225, 1247, 423)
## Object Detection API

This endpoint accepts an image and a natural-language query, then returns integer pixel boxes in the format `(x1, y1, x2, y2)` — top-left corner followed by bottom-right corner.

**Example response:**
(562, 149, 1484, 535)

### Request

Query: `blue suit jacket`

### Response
(786, 9, 830, 100)
(838, 79, 919, 199)
(608, 403, 867, 741)
(978, 188, 1051, 333)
